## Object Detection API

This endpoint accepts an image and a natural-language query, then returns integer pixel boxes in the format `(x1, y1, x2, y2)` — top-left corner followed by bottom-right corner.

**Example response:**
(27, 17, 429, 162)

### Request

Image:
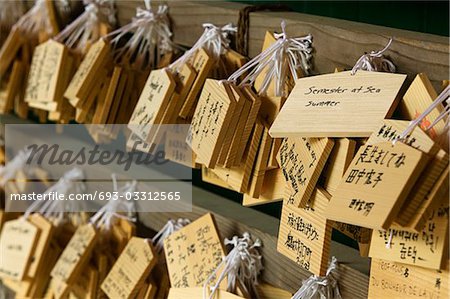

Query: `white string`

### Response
(0, 148, 32, 187)
(23, 168, 85, 224)
(426, 96, 450, 133)
(105, 3, 175, 70)
(386, 230, 393, 249)
(394, 86, 450, 145)
(55, 0, 116, 53)
(82, 0, 116, 26)
(14, 0, 55, 37)
(144, 0, 152, 10)
(203, 232, 263, 299)
(151, 218, 191, 254)
(227, 20, 312, 97)
(169, 23, 237, 71)
(89, 173, 137, 231)
(351, 38, 396, 75)
(291, 257, 342, 299)
(57, 0, 72, 16)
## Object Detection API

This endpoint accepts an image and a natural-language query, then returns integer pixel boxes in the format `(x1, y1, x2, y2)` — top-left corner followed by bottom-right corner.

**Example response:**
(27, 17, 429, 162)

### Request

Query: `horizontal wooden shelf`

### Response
(115, 1, 448, 91)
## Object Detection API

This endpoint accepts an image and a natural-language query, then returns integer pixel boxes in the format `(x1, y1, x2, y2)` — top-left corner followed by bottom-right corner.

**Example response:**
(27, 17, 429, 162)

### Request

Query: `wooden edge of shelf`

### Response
(115, 1, 448, 90)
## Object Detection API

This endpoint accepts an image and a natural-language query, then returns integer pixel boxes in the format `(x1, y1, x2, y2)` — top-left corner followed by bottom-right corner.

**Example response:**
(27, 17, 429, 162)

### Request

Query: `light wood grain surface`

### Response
(113, 1, 449, 91)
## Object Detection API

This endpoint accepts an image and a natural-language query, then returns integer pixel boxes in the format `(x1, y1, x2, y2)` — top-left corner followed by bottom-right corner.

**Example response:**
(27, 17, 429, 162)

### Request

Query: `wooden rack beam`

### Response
(116, 1, 449, 90)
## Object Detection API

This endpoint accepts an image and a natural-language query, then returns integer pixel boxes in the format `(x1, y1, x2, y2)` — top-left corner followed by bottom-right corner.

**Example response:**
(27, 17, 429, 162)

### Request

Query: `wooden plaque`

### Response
(211, 121, 263, 193)
(164, 123, 197, 168)
(217, 84, 245, 166)
(399, 73, 445, 142)
(27, 214, 54, 278)
(202, 166, 232, 189)
(247, 126, 272, 198)
(410, 167, 449, 231)
(254, 31, 279, 97)
(368, 258, 449, 299)
(64, 38, 110, 107)
(235, 86, 262, 164)
(369, 205, 448, 270)
(277, 188, 333, 276)
(0, 27, 23, 78)
(269, 70, 407, 138)
(242, 168, 286, 206)
(278, 137, 334, 207)
(179, 48, 215, 118)
(367, 119, 447, 227)
(321, 138, 356, 195)
(101, 237, 157, 299)
(187, 79, 236, 168)
(128, 69, 176, 141)
(25, 40, 67, 104)
(325, 142, 429, 229)
(51, 224, 98, 287)
(163, 213, 225, 288)
(0, 218, 39, 280)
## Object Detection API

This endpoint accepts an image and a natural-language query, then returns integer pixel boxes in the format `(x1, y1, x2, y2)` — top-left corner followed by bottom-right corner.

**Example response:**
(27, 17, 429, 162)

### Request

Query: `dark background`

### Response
(235, 0, 450, 36)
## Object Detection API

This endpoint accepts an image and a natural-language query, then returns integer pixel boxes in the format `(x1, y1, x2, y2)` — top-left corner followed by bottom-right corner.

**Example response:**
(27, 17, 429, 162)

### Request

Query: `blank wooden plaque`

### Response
(399, 73, 445, 141)
(242, 168, 286, 206)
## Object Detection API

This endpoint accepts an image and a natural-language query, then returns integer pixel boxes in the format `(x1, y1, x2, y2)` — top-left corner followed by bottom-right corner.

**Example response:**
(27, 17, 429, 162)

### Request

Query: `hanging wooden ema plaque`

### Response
(64, 38, 110, 108)
(50, 223, 98, 298)
(277, 188, 333, 276)
(168, 287, 244, 299)
(0, 218, 39, 281)
(369, 205, 448, 270)
(101, 237, 157, 299)
(399, 73, 447, 143)
(269, 70, 407, 138)
(163, 213, 225, 288)
(366, 119, 447, 228)
(277, 137, 334, 208)
(128, 68, 176, 142)
(411, 168, 449, 232)
(368, 258, 449, 299)
(24, 39, 68, 111)
(325, 141, 429, 229)
(187, 79, 236, 168)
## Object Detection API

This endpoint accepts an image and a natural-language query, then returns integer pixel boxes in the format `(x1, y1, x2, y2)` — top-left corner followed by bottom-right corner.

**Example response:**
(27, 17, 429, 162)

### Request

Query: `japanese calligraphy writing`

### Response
(164, 214, 225, 288)
(277, 188, 332, 276)
(326, 142, 428, 229)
